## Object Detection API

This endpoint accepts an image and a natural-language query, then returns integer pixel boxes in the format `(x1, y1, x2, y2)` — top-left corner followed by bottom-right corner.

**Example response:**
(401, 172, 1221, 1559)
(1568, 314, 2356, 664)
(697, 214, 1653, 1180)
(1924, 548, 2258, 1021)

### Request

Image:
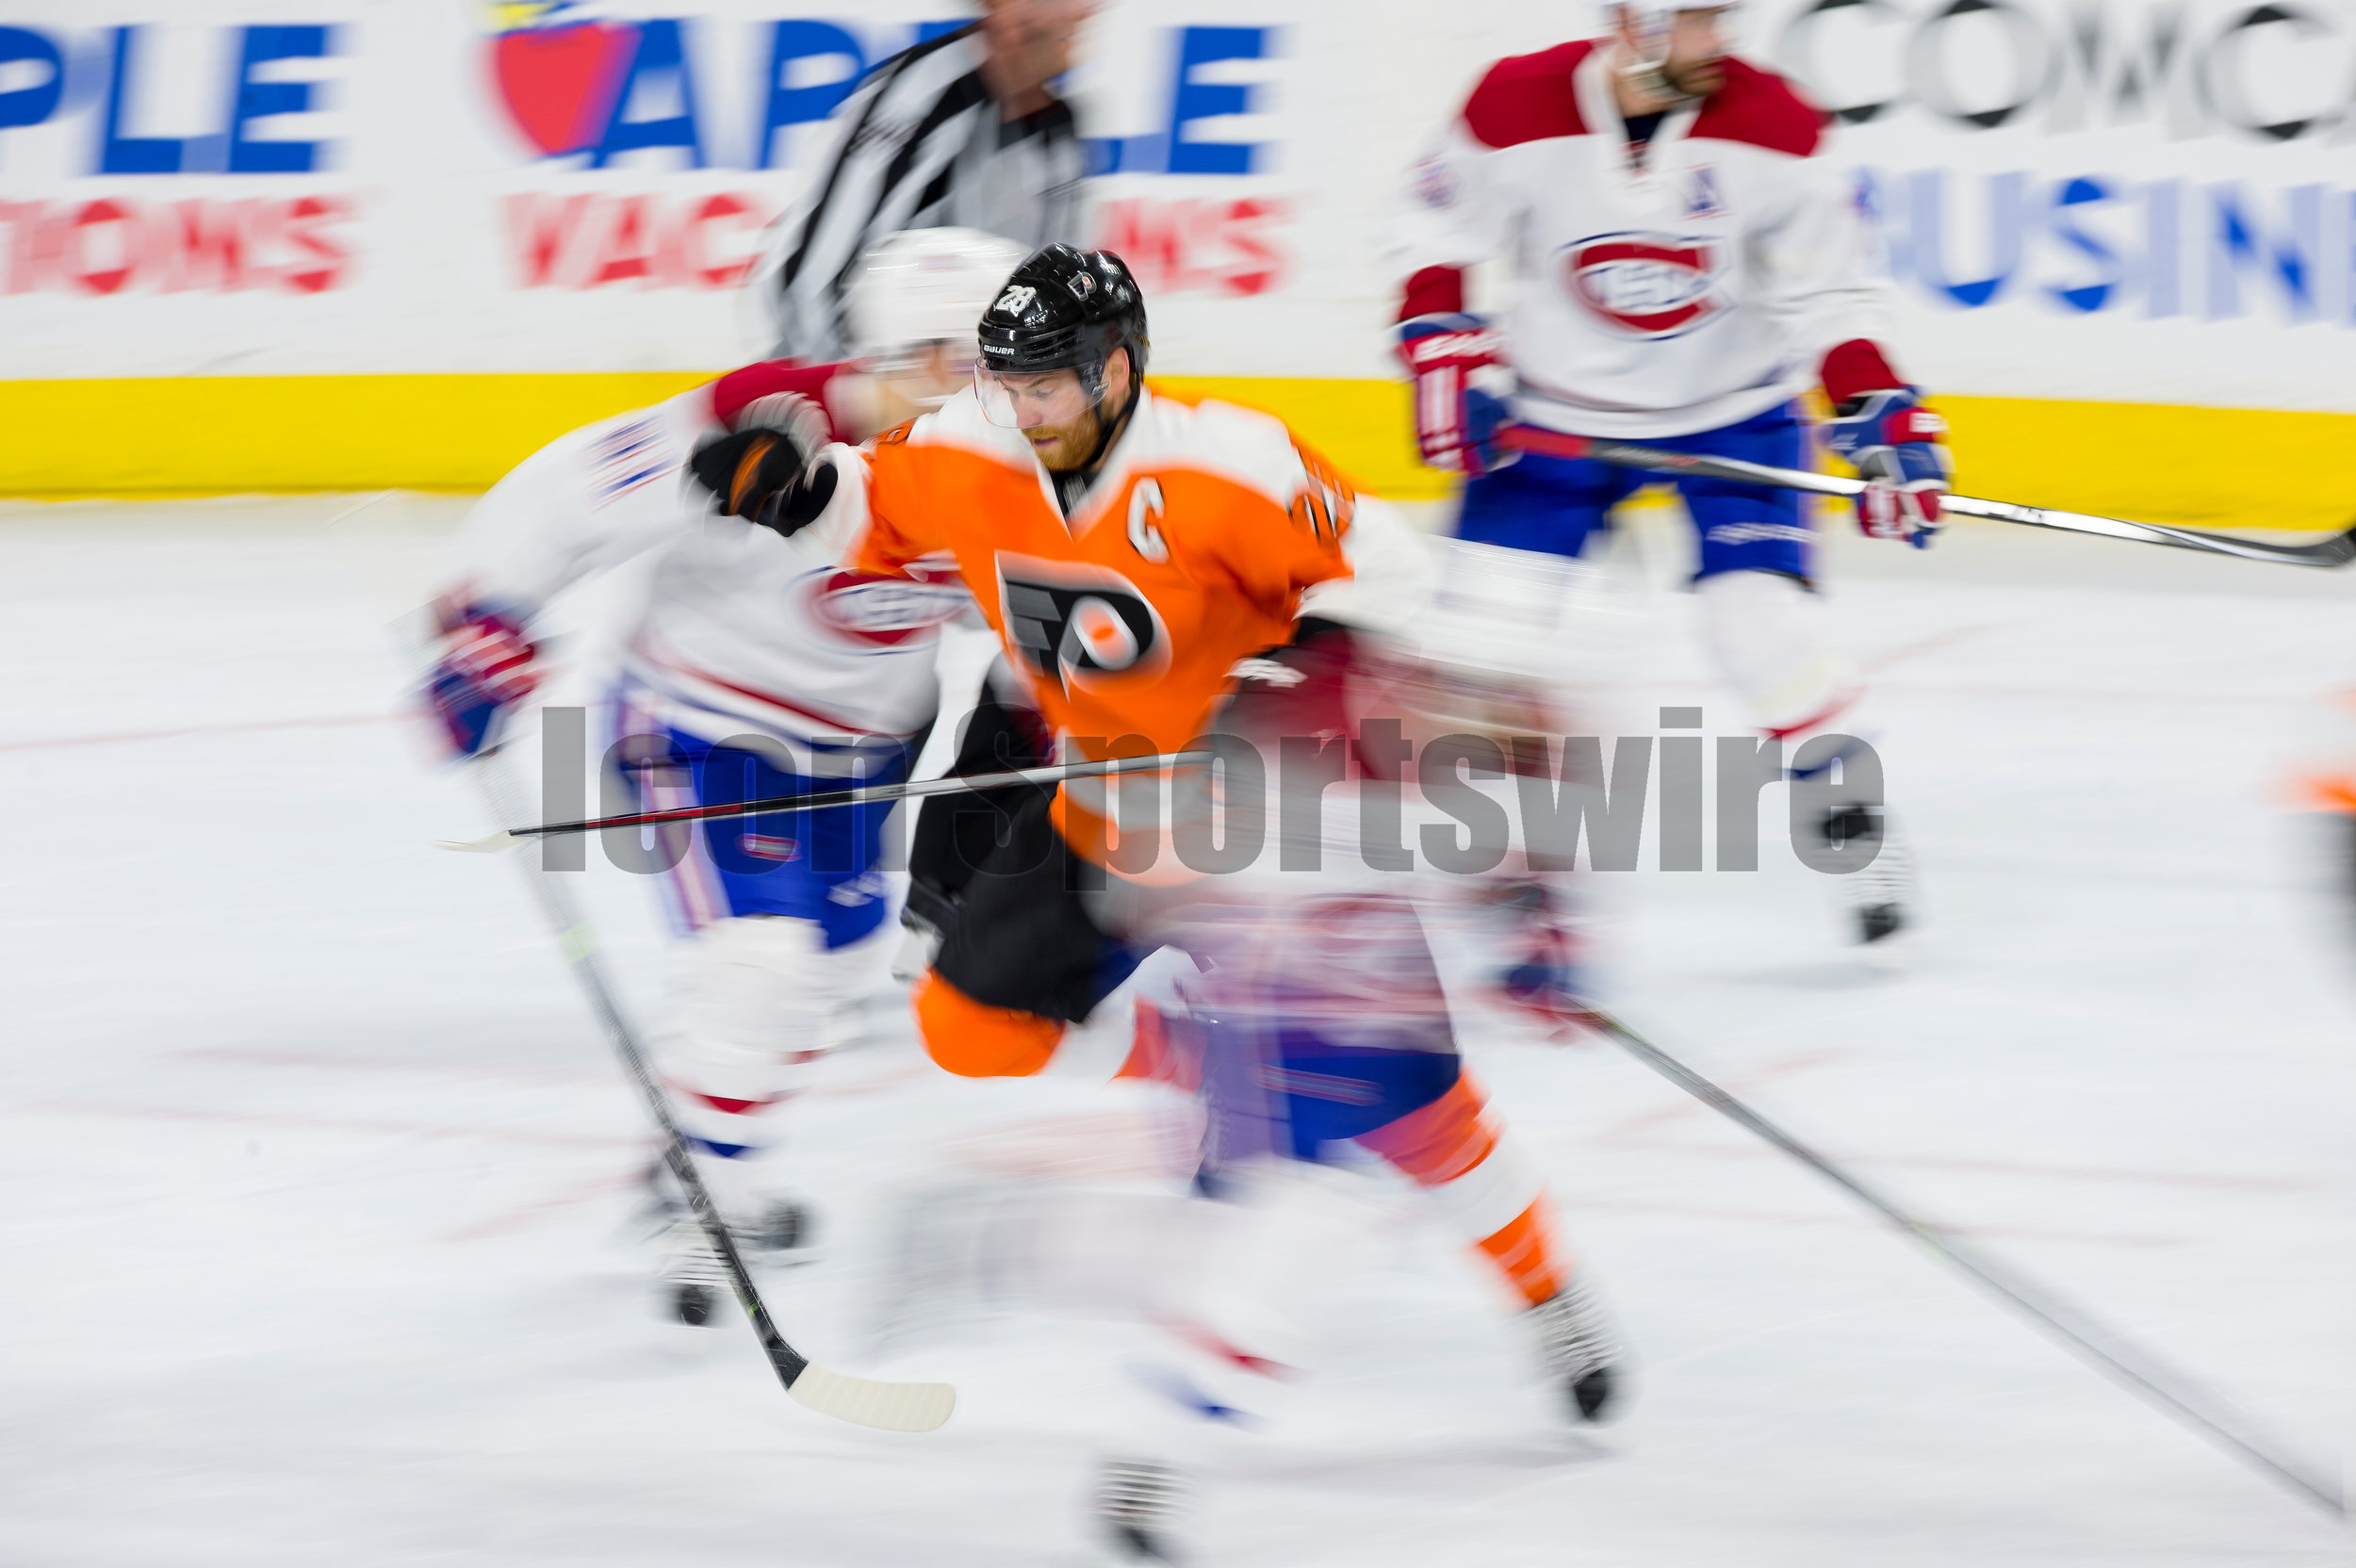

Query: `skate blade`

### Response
(1556, 1408, 1642, 1462)
(1857, 932, 1915, 974)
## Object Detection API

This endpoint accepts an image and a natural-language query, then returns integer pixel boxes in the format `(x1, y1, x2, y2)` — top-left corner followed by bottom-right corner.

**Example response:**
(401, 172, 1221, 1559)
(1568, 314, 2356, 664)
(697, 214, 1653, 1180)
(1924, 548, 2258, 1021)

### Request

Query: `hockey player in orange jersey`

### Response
(709, 243, 1378, 1076)
(692, 244, 1622, 1560)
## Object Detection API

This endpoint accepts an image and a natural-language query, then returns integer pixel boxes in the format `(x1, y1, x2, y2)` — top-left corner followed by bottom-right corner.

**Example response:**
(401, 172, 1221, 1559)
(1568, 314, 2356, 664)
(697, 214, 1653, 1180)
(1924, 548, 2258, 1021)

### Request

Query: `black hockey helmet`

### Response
(976, 244, 1149, 386)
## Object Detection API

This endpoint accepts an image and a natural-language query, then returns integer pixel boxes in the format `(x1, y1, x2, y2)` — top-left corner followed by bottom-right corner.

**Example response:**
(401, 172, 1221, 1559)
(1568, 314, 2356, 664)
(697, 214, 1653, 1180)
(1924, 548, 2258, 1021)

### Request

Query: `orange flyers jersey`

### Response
(843, 385, 1360, 762)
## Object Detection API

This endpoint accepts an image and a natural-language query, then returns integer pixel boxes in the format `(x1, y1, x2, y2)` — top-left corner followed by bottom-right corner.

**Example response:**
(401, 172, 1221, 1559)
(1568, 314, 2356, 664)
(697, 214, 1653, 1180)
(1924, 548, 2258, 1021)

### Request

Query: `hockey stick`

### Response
(1576, 1003, 2347, 1521)
(1500, 426, 2356, 569)
(466, 755, 956, 1433)
(436, 749, 1213, 854)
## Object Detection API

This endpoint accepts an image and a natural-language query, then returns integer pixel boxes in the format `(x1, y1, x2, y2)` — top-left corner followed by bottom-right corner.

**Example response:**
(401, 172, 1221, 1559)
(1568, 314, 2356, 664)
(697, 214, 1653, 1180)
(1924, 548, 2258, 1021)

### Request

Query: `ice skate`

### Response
(1819, 802, 1915, 956)
(649, 1176, 815, 1324)
(658, 1215, 729, 1328)
(738, 1196, 814, 1253)
(642, 1159, 816, 1251)
(1093, 1458, 1189, 1563)
(1530, 1277, 1622, 1422)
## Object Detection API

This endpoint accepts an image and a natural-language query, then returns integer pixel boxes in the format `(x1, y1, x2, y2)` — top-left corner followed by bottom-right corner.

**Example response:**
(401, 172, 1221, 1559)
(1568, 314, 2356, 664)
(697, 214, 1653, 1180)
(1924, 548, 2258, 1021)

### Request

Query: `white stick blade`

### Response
(432, 831, 519, 854)
(789, 1364, 956, 1432)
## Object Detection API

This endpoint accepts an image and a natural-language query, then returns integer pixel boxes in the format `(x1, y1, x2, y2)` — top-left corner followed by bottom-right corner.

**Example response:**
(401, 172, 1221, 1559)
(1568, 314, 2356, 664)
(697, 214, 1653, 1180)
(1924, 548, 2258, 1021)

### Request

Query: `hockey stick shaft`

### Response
(472, 760, 804, 1380)
(1500, 426, 2356, 569)
(466, 756, 953, 1430)
(1577, 1004, 2347, 1521)
(439, 749, 1213, 854)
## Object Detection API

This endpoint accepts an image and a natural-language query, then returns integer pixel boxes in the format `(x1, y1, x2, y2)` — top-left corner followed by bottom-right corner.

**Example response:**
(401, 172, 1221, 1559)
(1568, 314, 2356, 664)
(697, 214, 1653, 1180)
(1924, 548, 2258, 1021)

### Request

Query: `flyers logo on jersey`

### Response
(1562, 233, 1726, 338)
(996, 554, 1170, 694)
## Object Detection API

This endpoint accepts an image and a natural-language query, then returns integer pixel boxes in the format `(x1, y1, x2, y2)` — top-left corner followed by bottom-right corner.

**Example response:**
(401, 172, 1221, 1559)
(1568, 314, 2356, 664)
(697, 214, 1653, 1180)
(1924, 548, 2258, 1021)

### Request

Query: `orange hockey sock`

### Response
(1359, 1073, 1568, 1305)
(1475, 1199, 1565, 1306)
(912, 970, 1065, 1078)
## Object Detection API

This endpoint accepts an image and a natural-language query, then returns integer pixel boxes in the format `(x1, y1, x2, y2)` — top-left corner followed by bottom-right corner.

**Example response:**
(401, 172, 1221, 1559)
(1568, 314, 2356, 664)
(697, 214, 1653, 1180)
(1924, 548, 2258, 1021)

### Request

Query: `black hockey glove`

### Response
(687, 391, 838, 539)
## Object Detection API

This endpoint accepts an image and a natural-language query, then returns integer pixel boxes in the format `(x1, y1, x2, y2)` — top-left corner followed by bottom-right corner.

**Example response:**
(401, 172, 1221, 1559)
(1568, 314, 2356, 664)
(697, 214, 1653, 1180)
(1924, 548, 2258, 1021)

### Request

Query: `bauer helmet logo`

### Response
(1562, 233, 1726, 338)
(994, 284, 1037, 317)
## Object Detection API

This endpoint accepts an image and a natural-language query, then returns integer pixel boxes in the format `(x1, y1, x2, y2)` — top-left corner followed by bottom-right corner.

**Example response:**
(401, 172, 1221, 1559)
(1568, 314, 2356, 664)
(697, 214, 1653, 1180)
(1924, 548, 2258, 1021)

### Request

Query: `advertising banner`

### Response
(1, 0, 2351, 512)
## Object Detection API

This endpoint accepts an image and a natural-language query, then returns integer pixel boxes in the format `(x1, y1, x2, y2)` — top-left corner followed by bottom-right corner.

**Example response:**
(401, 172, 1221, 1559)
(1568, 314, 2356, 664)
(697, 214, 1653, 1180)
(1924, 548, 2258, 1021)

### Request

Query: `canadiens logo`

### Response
(1562, 232, 1726, 339)
(809, 567, 967, 647)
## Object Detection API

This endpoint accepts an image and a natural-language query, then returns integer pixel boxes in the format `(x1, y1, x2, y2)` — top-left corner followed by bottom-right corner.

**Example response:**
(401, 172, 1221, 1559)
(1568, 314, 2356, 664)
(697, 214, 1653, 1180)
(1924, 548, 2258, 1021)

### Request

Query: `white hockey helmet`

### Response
(1600, 0, 1740, 89)
(1601, 0, 1741, 37)
(844, 227, 1032, 368)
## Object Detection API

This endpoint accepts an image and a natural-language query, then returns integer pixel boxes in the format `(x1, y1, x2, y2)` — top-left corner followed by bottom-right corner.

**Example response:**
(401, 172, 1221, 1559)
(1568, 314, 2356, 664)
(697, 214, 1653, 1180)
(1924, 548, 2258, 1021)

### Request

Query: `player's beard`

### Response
(1026, 405, 1104, 472)
(1661, 53, 1726, 98)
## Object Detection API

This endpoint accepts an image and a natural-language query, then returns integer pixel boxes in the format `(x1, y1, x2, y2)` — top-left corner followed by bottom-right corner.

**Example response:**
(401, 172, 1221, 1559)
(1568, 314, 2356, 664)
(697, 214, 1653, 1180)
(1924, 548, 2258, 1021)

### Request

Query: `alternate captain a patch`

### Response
(1560, 232, 1726, 339)
(1682, 164, 1727, 220)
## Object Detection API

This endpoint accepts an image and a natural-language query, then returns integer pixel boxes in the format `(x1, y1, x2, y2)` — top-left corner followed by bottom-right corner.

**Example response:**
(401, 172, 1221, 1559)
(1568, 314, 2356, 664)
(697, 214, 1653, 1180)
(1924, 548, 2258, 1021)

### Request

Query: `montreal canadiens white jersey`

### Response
(444, 370, 961, 762)
(1383, 41, 1896, 439)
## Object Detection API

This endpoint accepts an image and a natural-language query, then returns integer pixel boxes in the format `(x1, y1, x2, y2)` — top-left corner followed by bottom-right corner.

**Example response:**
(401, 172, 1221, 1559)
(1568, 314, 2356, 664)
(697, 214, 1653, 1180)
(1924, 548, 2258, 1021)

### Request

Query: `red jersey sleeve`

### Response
(708, 359, 859, 445)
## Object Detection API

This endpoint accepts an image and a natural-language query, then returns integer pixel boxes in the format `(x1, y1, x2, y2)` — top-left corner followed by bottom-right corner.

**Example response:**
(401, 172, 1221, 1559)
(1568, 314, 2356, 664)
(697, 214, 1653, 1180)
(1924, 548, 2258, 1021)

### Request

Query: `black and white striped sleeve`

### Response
(749, 27, 1092, 361)
(755, 30, 986, 360)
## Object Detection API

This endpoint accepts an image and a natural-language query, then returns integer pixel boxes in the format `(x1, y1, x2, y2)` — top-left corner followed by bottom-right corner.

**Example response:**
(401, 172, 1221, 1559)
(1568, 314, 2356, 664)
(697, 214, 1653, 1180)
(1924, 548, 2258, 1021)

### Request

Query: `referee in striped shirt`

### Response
(753, 0, 1095, 360)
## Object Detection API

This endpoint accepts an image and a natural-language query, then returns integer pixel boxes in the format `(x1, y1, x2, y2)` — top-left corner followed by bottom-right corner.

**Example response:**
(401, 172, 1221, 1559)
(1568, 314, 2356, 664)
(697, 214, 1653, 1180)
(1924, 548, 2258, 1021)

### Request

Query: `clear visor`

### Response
(974, 363, 1097, 430)
(866, 339, 980, 411)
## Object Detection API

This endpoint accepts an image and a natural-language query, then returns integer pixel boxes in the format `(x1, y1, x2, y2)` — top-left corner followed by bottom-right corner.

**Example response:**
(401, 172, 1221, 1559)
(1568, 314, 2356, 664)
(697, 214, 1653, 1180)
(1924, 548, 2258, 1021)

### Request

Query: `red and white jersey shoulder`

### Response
(1383, 40, 1898, 440)
(439, 359, 962, 755)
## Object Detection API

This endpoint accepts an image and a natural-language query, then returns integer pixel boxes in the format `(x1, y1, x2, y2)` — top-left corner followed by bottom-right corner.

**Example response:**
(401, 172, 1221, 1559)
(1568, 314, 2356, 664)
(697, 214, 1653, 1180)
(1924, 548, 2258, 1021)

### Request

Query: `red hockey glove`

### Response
(1398, 313, 1514, 478)
(426, 605, 538, 758)
(1825, 387, 1951, 548)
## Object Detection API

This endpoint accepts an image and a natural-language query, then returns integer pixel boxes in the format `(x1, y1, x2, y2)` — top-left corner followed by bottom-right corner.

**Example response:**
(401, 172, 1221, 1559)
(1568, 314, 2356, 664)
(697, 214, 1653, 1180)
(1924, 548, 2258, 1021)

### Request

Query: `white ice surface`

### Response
(1, 495, 2352, 1566)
